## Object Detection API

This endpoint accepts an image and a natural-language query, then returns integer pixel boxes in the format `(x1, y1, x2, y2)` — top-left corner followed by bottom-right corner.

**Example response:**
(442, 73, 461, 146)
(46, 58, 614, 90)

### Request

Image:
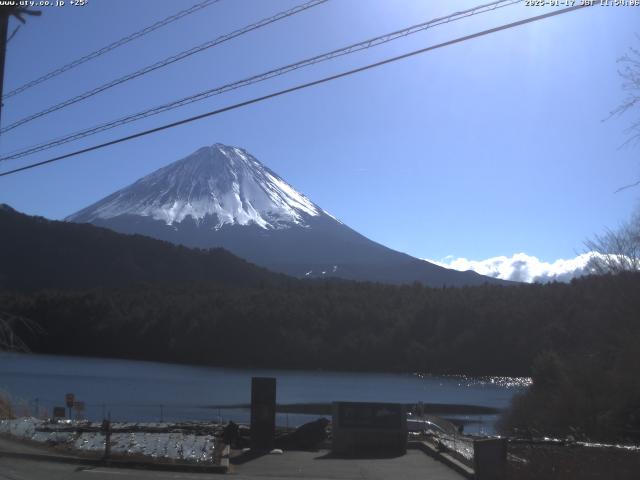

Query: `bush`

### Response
(0, 392, 14, 419)
(499, 349, 640, 442)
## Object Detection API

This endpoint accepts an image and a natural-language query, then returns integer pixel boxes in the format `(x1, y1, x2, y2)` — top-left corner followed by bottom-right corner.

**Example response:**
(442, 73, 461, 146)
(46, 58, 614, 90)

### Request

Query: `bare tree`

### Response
(585, 209, 640, 274)
(611, 41, 640, 191)
(588, 42, 640, 267)
(0, 312, 41, 352)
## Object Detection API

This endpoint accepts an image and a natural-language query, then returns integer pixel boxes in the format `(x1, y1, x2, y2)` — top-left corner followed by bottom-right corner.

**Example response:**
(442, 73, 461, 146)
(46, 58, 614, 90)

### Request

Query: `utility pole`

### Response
(0, 9, 10, 127)
(0, 6, 41, 127)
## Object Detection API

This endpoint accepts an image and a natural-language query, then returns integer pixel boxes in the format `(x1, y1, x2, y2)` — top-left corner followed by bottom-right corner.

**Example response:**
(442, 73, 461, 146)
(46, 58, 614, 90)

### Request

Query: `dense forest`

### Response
(3, 273, 638, 376)
(0, 204, 286, 291)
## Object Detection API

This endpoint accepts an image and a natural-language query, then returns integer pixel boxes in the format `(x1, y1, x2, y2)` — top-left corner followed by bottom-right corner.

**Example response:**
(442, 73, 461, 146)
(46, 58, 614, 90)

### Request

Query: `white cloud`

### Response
(427, 252, 601, 283)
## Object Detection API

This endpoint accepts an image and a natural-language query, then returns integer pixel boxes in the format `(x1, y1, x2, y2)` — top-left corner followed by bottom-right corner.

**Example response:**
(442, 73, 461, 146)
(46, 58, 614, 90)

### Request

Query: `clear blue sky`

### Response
(0, 0, 638, 263)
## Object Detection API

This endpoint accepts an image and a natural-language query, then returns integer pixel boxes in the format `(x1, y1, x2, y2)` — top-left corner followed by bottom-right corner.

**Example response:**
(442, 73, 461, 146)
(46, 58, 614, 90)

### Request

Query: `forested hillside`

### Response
(0, 204, 286, 291)
(3, 273, 638, 378)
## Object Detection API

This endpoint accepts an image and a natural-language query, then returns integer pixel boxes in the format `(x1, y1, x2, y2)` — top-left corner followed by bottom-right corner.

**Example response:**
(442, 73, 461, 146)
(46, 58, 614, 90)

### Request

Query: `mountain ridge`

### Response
(67, 143, 510, 287)
(0, 204, 287, 292)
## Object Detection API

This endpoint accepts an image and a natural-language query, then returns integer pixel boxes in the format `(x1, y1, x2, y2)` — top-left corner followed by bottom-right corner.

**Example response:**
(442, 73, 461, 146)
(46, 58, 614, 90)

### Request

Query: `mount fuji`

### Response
(67, 143, 504, 287)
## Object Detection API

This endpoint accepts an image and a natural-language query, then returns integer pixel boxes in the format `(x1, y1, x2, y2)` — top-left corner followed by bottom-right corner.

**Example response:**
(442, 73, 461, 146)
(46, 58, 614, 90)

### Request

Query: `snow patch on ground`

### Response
(0, 418, 218, 463)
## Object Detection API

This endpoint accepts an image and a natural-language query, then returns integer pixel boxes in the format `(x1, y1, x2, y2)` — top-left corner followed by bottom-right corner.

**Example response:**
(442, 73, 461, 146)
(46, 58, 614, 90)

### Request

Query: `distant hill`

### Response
(0, 204, 287, 292)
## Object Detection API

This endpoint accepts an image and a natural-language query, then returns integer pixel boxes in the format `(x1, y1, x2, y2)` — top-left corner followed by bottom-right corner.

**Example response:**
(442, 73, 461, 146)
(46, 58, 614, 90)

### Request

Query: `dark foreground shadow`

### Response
(314, 451, 406, 460)
(230, 450, 268, 466)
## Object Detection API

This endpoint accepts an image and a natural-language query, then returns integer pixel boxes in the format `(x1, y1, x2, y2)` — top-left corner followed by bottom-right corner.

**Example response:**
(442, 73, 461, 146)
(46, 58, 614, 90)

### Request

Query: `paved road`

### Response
(0, 435, 68, 455)
(0, 458, 208, 480)
(0, 435, 463, 479)
(0, 450, 464, 480)
(230, 449, 465, 479)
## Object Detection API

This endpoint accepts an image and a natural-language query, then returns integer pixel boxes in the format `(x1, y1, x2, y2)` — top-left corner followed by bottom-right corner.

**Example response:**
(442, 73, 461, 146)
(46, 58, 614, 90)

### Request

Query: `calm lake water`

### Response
(0, 353, 530, 433)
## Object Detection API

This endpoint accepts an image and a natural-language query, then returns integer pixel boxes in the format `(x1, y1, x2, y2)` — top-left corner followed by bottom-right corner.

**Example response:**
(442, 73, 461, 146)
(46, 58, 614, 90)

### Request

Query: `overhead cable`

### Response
(0, 0, 522, 159)
(2, 0, 222, 100)
(0, 3, 595, 178)
(0, 0, 328, 134)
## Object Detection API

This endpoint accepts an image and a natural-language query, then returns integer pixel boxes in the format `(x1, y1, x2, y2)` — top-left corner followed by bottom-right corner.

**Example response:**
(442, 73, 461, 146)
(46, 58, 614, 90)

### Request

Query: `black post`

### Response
(65, 393, 75, 420)
(250, 377, 276, 451)
(473, 438, 507, 480)
(101, 415, 112, 461)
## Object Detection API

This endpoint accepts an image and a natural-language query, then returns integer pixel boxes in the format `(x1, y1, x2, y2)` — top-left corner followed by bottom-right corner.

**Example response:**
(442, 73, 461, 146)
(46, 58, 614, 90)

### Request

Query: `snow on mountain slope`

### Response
(68, 143, 330, 229)
(67, 142, 509, 287)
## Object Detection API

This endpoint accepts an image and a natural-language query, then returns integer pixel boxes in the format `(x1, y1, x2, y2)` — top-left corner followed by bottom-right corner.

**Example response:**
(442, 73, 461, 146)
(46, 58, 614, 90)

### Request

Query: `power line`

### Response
(0, 3, 595, 179)
(2, 0, 221, 101)
(0, 0, 328, 135)
(0, 0, 523, 160)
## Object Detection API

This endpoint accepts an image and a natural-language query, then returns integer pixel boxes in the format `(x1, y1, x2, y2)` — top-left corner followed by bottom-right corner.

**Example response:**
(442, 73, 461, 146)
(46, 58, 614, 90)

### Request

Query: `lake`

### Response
(0, 352, 530, 433)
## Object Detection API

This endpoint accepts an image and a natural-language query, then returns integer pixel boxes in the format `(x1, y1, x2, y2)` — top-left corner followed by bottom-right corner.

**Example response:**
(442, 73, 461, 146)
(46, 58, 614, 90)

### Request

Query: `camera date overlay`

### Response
(0, 0, 88, 7)
(525, 0, 640, 5)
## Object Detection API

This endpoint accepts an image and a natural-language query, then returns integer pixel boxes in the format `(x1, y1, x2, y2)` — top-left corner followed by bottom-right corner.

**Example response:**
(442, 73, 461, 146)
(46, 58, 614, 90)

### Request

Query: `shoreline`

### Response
(0, 351, 533, 380)
(204, 402, 502, 416)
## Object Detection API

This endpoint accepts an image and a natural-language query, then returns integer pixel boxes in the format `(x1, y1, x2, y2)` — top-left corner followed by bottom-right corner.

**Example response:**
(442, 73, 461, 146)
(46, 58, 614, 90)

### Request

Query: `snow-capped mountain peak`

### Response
(68, 143, 328, 230)
(66, 142, 508, 287)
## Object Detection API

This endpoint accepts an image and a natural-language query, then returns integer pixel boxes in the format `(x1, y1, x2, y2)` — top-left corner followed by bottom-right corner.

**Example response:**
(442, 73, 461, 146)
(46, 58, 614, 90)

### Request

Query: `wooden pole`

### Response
(0, 11, 9, 127)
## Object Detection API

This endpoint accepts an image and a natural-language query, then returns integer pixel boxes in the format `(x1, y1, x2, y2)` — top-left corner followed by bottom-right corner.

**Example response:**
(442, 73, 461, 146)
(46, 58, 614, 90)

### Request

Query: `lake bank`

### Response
(207, 402, 502, 415)
(0, 352, 529, 433)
